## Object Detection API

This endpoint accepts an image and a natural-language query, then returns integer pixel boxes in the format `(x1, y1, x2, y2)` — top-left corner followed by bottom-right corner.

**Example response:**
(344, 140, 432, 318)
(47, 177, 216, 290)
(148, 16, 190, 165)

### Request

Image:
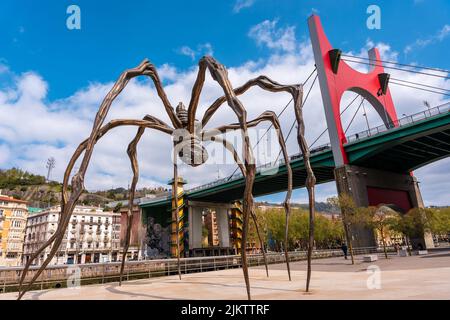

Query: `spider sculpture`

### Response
(17, 56, 316, 300)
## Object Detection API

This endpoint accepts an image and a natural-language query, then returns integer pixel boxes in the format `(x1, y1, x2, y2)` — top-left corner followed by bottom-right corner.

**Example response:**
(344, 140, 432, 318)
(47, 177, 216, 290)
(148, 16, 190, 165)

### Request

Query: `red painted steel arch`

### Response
(308, 15, 399, 164)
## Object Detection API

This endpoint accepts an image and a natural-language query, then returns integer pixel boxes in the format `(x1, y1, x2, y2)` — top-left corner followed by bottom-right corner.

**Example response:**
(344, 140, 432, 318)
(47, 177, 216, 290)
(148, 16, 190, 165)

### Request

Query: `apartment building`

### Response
(0, 195, 28, 267)
(23, 205, 121, 266)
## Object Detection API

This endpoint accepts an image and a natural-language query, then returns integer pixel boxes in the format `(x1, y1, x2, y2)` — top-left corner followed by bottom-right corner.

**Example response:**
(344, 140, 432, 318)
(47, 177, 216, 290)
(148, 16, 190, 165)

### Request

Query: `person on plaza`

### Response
(341, 242, 348, 260)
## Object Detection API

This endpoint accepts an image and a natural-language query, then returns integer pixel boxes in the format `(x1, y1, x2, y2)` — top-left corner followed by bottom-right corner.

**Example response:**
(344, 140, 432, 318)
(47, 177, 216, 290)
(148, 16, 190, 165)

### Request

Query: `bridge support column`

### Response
(170, 177, 187, 258)
(334, 164, 434, 249)
(188, 206, 203, 249)
(216, 208, 231, 248)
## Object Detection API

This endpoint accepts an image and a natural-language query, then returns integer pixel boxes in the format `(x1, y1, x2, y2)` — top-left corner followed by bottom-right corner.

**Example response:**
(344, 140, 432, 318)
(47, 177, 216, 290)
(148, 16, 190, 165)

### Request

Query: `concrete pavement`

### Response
(2, 251, 449, 300)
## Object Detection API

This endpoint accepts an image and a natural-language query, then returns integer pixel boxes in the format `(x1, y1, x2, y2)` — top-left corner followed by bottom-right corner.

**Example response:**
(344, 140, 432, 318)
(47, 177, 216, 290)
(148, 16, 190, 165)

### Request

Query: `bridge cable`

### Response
(225, 67, 317, 181)
(309, 93, 360, 149)
(341, 58, 450, 80)
(361, 98, 371, 132)
(341, 54, 450, 75)
(389, 81, 450, 97)
(245, 67, 317, 149)
(390, 78, 450, 93)
(344, 97, 366, 135)
(271, 73, 319, 165)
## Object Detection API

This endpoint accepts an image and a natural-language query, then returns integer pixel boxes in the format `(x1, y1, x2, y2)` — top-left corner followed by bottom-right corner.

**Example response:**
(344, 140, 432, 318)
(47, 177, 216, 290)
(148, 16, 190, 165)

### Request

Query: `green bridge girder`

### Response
(140, 109, 450, 209)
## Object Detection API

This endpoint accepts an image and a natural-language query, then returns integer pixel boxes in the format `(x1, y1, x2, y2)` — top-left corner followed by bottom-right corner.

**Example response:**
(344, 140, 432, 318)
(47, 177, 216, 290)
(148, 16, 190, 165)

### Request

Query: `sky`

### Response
(0, 0, 449, 205)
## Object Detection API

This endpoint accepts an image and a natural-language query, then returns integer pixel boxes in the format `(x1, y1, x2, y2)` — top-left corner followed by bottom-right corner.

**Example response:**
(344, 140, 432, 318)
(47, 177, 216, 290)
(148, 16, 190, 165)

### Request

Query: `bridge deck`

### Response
(140, 104, 450, 208)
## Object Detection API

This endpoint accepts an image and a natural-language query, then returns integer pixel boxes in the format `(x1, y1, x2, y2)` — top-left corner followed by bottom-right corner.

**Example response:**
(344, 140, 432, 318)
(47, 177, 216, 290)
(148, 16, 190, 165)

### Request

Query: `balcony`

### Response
(80, 221, 101, 226)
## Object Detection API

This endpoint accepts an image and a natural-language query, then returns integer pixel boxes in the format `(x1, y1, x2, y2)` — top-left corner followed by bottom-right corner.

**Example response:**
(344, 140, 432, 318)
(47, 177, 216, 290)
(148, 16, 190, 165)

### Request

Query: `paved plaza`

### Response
(2, 251, 450, 300)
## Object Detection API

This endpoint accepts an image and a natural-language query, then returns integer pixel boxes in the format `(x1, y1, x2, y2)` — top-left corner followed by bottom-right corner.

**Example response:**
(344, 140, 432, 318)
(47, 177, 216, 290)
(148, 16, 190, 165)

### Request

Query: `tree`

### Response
(389, 207, 435, 251)
(428, 207, 450, 236)
(253, 207, 343, 251)
(363, 205, 401, 259)
(328, 194, 369, 264)
(113, 202, 123, 213)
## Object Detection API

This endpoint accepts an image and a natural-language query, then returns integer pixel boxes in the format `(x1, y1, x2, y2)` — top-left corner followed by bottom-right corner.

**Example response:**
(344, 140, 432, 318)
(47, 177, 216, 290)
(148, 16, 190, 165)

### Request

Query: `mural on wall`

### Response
(146, 216, 170, 258)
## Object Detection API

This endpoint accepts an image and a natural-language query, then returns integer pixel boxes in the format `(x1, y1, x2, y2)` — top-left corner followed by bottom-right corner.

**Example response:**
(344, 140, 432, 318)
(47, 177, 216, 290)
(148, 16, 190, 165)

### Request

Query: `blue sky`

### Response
(1, 0, 449, 99)
(0, 0, 449, 205)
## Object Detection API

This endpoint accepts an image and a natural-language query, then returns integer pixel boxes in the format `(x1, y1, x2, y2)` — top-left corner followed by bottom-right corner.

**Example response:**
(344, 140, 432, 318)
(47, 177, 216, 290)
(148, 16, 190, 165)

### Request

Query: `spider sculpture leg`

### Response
(17, 60, 157, 298)
(18, 56, 180, 299)
(294, 97, 317, 292)
(188, 56, 256, 300)
(207, 110, 293, 280)
(201, 75, 317, 291)
(207, 135, 269, 277)
(119, 114, 183, 285)
(251, 210, 269, 277)
(17, 117, 174, 299)
(119, 126, 144, 286)
(121, 126, 267, 285)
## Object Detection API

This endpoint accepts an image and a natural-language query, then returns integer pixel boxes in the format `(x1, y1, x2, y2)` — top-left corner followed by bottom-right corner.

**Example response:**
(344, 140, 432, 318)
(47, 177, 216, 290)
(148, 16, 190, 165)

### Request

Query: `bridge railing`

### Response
(346, 102, 450, 143)
(186, 142, 332, 194)
(0, 246, 390, 294)
(143, 103, 449, 199)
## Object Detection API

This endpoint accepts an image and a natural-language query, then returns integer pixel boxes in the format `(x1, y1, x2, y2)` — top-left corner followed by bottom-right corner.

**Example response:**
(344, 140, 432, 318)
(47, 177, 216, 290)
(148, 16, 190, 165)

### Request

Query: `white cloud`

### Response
(0, 24, 449, 205)
(404, 24, 450, 55)
(177, 43, 214, 61)
(233, 0, 256, 13)
(248, 19, 297, 52)
(178, 46, 196, 60)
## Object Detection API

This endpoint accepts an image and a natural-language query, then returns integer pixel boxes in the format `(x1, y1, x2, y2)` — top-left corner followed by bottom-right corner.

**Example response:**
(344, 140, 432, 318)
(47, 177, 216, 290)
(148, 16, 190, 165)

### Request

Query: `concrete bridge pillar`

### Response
(216, 208, 230, 248)
(334, 164, 434, 249)
(188, 206, 203, 249)
(187, 201, 233, 255)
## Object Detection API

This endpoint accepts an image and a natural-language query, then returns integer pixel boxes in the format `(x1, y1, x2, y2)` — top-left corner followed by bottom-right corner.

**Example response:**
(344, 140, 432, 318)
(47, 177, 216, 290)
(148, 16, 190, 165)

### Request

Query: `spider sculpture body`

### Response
(17, 56, 316, 300)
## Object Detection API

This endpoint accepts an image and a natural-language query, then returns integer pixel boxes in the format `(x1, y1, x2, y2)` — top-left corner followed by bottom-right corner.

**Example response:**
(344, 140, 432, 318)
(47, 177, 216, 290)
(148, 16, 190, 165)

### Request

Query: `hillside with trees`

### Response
(0, 167, 167, 208)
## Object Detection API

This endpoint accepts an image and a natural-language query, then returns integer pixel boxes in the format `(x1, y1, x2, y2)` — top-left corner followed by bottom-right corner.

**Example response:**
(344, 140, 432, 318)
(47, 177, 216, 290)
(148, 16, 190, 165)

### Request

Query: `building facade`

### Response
(0, 195, 28, 267)
(204, 210, 219, 247)
(23, 205, 121, 266)
(107, 197, 152, 261)
(118, 204, 146, 261)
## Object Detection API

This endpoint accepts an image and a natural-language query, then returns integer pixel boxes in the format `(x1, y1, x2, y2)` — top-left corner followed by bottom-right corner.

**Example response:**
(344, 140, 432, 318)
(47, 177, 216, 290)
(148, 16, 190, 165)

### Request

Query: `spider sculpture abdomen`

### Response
(174, 102, 208, 167)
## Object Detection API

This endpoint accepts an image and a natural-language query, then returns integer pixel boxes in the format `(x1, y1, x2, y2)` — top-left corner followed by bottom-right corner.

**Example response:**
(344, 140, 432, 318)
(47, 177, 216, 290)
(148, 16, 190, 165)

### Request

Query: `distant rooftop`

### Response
(106, 192, 170, 208)
(0, 194, 28, 204)
(27, 207, 43, 214)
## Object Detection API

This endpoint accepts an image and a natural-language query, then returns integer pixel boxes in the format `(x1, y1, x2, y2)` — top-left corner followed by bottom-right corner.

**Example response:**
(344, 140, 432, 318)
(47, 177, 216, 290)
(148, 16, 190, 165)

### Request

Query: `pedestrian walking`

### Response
(341, 242, 348, 260)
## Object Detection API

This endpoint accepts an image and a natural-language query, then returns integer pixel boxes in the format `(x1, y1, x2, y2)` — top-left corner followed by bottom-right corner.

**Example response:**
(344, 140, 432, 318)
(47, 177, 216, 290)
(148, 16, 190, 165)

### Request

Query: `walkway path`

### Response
(2, 251, 450, 300)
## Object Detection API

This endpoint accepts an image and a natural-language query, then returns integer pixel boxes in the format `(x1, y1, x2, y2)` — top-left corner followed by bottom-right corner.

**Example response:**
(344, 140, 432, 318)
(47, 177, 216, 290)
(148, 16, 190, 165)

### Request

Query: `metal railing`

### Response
(186, 103, 450, 194)
(346, 102, 450, 143)
(0, 246, 389, 294)
(141, 103, 450, 204)
(186, 142, 332, 194)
